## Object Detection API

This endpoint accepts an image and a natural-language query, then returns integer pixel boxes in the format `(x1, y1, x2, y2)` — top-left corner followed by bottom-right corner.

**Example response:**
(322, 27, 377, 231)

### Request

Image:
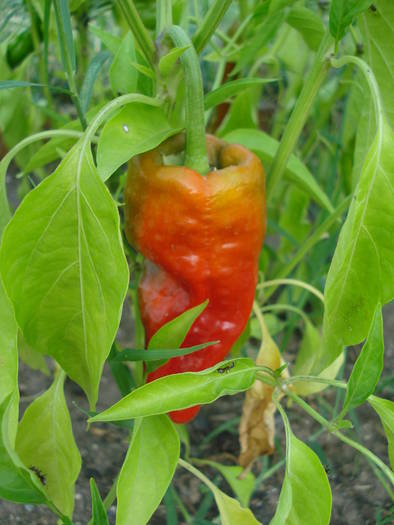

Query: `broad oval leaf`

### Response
(223, 129, 333, 212)
(15, 371, 81, 516)
(368, 395, 394, 470)
(341, 305, 384, 416)
(0, 144, 129, 408)
(320, 120, 394, 371)
(89, 358, 256, 423)
(97, 102, 180, 180)
(90, 478, 109, 525)
(116, 415, 179, 525)
(270, 427, 332, 525)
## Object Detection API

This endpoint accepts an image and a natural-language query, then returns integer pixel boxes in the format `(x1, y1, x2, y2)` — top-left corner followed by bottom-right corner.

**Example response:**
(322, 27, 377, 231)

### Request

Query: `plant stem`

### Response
(156, 0, 173, 36)
(192, 0, 233, 53)
(284, 389, 394, 488)
(263, 195, 351, 303)
(258, 278, 324, 303)
(116, 0, 155, 66)
(267, 32, 333, 199)
(260, 303, 309, 323)
(282, 375, 346, 389)
(167, 26, 209, 174)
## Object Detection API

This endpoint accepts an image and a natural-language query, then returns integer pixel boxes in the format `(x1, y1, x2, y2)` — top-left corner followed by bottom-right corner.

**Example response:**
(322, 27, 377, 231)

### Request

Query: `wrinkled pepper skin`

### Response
(125, 135, 266, 423)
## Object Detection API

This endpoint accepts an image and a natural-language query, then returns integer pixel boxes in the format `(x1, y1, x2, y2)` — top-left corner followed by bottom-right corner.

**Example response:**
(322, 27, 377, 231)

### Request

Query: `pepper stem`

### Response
(167, 26, 209, 175)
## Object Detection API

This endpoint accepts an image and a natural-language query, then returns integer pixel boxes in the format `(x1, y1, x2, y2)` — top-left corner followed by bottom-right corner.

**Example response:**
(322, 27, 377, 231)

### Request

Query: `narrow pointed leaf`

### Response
(0, 144, 129, 407)
(204, 79, 276, 110)
(89, 358, 256, 423)
(329, 0, 372, 41)
(341, 305, 384, 415)
(159, 45, 190, 76)
(90, 478, 109, 525)
(116, 415, 179, 525)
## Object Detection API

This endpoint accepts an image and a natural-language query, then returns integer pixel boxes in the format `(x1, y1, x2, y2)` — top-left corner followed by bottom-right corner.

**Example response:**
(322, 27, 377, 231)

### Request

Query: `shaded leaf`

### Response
(223, 129, 333, 212)
(15, 371, 81, 516)
(80, 52, 111, 113)
(0, 145, 129, 408)
(159, 45, 190, 76)
(341, 305, 384, 415)
(205, 78, 276, 110)
(89, 358, 256, 423)
(116, 415, 179, 525)
(287, 6, 325, 51)
(368, 395, 394, 470)
(109, 32, 138, 95)
(330, 0, 372, 41)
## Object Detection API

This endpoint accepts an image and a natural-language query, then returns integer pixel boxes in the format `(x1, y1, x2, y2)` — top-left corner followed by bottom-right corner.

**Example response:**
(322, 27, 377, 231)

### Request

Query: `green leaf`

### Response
(159, 45, 190, 76)
(109, 32, 138, 95)
(270, 422, 332, 525)
(0, 279, 47, 503)
(0, 395, 48, 504)
(148, 300, 208, 350)
(293, 320, 344, 397)
(15, 371, 81, 516)
(341, 305, 384, 415)
(286, 6, 325, 51)
(218, 92, 258, 137)
(90, 26, 122, 55)
(359, 1, 394, 130)
(199, 460, 255, 508)
(89, 358, 256, 423)
(54, 0, 76, 73)
(223, 129, 333, 212)
(116, 415, 179, 525)
(112, 340, 218, 362)
(205, 78, 276, 110)
(19, 336, 50, 376)
(320, 120, 394, 371)
(0, 80, 44, 90)
(213, 489, 261, 525)
(368, 395, 394, 470)
(97, 102, 180, 180)
(330, 0, 372, 41)
(80, 52, 111, 113)
(0, 144, 129, 408)
(89, 478, 109, 525)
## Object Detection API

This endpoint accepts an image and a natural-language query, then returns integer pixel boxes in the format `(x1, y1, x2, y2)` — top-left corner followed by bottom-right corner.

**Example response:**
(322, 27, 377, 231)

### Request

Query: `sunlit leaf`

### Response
(15, 371, 81, 516)
(96, 102, 180, 180)
(116, 415, 179, 525)
(270, 420, 332, 524)
(89, 358, 256, 423)
(368, 395, 394, 470)
(320, 120, 394, 371)
(89, 478, 109, 525)
(0, 144, 129, 407)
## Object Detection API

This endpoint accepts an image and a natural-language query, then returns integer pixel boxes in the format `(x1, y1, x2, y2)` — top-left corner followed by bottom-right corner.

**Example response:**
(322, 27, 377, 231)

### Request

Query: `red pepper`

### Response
(125, 134, 266, 423)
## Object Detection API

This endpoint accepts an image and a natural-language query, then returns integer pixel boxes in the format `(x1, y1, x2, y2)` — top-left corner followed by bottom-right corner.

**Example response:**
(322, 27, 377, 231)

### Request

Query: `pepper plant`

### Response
(0, 1, 393, 524)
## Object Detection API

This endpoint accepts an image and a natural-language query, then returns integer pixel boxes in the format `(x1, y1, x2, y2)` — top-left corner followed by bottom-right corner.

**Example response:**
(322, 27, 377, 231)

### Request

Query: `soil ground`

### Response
(0, 304, 393, 525)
